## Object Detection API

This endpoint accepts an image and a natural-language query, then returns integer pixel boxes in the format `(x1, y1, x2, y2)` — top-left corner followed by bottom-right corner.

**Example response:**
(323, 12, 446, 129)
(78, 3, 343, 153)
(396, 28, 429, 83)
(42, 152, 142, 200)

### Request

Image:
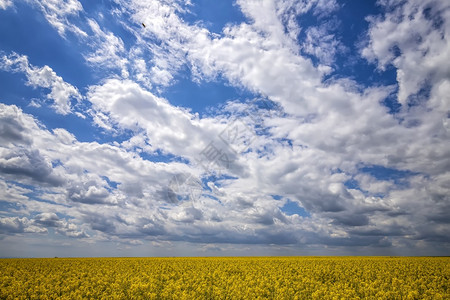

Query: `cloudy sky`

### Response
(0, 0, 449, 257)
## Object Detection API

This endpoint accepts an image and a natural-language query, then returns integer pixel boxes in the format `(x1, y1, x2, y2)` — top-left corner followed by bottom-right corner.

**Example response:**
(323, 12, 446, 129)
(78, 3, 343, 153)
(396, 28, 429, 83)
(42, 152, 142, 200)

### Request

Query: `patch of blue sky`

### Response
(293, 1, 400, 113)
(0, 5, 106, 143)
(92, 126, 137, 145)
(202, 193, 220, 202)
(360, 165, 419, 186)
(206, 174, 238, 188)
(343, 165, 419, 196)
(162, 74, 256, 115)
(0, 71, 37, 108)
(343, 177, 381, 198)
(138, 150, 189, 164)
(181, 0, 247, 34)
(332, 1, 399, 107)
(80, 0, 138, 52)
(51, 160, 64, 168)
(250, 98, 280, 112)
(344, 178, 360, 190)
(200, 174, 220, 191)
(0, 2, 94, 89)
(0, 201, 22, 213)
(0, 68, 89, 135)
(35, 106, 108, 143)
(382, 91, 402, 114)
(280, 199, 310, 217)
(101, 176, 119, 190)
(344, 165, 419, 195)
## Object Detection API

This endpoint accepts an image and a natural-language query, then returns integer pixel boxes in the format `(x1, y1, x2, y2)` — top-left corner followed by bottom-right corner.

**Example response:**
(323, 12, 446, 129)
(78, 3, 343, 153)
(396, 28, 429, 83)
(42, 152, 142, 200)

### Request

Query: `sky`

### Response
(0, 0, 449, 257)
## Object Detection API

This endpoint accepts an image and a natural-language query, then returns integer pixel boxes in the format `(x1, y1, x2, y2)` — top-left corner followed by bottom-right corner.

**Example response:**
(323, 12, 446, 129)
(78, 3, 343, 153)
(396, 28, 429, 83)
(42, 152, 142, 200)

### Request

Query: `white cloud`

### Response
(27, 0, 87, 37)
(108, 0, 340, 98)
(0, 52, 82, 114)
(363, 0, 450, 106)
(0, 180, 31, 205)
(85, 19, 129, 77)
(10, 1, 131, 80)
(87, 78, 228, 161)
(302, 21, 344, 66)
(76, 0, 449, 252)
(0, 102, 316, 246)
(0, 103, 200, 240)
(1, 0, 449, 255)
(0, 0, 12, 10)
(113, 0, 206, 87)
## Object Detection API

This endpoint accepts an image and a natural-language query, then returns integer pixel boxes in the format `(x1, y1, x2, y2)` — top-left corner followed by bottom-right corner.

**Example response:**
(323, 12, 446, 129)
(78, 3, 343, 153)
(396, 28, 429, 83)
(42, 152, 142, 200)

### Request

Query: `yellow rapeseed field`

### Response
(0, 256, 448, 299)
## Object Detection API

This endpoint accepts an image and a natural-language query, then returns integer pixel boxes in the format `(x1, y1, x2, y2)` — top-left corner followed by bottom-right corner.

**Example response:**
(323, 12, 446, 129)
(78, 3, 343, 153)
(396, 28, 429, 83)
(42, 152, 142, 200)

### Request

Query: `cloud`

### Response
(66, 173, 117, 205)
(0, 105, 33, 146)
(301, 20, 344, 66)
(0, 180, 32, 206)
(87, 78, 229, 162)
(0, 148, 65, 186)
(0, 0, 12, 10)
(34, 212, 88, 238)
(0, 104, 65, 186)
(34, 212, 60, 227)
(73, 0, 449, 252)
(26, 0, 87, 37)
(113, 0, 207, 87)
(363, 0, 450, 106)
(0, 217, 47, 234)
(0, 103, 200, 241)
(1, 0, 449, 255)
(0, 53, 82, 114)
(84, 19, 129, 77)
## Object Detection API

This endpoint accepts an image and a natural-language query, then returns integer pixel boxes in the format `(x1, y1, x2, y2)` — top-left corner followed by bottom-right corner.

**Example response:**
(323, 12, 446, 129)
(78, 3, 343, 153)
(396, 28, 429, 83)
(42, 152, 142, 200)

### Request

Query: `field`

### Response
(0, 257, 448, 299)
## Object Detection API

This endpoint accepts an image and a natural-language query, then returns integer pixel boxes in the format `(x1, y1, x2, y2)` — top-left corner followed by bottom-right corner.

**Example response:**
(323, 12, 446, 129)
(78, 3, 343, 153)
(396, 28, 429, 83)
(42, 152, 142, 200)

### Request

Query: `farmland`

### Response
(0, 257, 448, 299)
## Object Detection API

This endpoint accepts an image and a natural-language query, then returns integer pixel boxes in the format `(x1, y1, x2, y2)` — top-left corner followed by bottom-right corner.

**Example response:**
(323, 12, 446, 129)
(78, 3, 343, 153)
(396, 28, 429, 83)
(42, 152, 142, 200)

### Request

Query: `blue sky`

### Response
(0, 0, 449, 257)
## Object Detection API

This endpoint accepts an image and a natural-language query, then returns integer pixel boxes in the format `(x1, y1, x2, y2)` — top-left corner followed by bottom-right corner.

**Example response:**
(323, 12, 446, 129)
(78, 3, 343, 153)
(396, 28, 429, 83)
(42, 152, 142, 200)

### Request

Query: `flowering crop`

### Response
(0, 257, 448, 299)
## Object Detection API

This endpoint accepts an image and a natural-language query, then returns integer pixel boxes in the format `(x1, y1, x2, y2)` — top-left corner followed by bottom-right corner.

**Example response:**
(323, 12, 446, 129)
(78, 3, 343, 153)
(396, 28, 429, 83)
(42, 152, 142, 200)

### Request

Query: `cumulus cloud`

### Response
(0, 104, 65, 186)
(363, 0, 450, 107)
(0, 102, 310, 246)
(0, 0, 449, 255)
(87, 79, 221, 157)
(0, 103, 206, 241)
(0, 148, 65, 187)
(0, 217, 47, 234)
(0, 53, 82, 114)
(34, 212, 89, 238)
